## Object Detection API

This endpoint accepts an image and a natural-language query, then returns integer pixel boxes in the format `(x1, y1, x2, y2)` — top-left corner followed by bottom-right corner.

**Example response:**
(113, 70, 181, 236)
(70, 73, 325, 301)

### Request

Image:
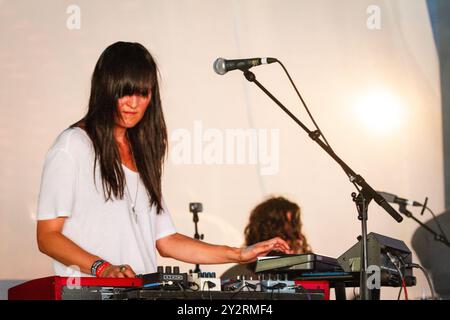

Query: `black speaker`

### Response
(338, 232, 415, 287)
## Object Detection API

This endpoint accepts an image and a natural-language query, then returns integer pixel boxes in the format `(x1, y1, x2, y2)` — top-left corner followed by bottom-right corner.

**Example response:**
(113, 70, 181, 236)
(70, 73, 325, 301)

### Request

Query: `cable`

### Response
(260, 282, 287, 291)
(417, 264, 436, 300)
(143, 282, 162, 289)
(387, 252, 407, 300)
(176, 282, 189, 300)
(187, 281, 200, 292)
(425, 206, 450, 243)
(260, 282, 287, 300)
(276, 59, 365, 185)
(202, 280, 214, 300)
(207, 281, 214, 300)
(276, 59, 367, 190)
(230, 282, 249, 300)
(294, 285, 312, 301)
(402, 279, 409, 300)
(353, 287, 358, 300)
(395, 255, 406, 300)
(244, 282, 258, 291)
(406, 263, 437, 300)
(177, 282, 185, 292)
(397, 282, 403, 300)
(275, 60, 333, 151)
(205, 280, 216, 290)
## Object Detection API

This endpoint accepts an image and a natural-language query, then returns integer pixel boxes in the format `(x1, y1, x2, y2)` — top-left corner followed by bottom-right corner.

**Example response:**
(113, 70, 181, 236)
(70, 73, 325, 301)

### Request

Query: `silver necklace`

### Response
(125, 172, 139, 223)
(124, 133, 139, 223)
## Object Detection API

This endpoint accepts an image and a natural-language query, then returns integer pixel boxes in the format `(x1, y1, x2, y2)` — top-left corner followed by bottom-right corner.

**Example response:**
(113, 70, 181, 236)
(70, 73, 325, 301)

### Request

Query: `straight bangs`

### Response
(114, 60, 156, 99)
(100, 42, 158, 100)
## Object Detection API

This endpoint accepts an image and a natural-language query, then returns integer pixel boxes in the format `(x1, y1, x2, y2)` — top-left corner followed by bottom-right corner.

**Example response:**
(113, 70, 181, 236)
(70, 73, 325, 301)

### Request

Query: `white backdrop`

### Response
(0, 0, 444, 299)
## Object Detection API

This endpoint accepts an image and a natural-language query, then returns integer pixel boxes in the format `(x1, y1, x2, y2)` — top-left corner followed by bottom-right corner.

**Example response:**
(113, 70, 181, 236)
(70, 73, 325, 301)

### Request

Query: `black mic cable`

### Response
(273, 59, 367, 193)
(274, 59, 334, 151)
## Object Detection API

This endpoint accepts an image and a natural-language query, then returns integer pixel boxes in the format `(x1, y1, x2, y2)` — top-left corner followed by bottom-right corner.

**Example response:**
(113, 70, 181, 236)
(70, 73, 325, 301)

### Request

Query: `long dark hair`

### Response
(72, 41, 167, 213)
(244, 196, 312, 253)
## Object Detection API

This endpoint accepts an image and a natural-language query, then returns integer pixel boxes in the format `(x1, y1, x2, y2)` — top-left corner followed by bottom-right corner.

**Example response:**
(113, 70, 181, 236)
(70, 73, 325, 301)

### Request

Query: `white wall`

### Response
(0, 0, 444, 300)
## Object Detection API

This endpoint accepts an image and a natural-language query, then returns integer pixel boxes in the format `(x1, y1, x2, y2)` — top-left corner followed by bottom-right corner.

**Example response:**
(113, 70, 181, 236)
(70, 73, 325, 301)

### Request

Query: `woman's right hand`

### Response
(99, 264, 136, 278)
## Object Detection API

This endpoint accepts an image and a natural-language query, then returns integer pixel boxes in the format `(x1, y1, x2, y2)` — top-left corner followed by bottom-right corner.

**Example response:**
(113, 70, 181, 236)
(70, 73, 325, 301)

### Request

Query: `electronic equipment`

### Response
(221, 276, 330, 300)
(337, 232, 416, 287)
(8, 265, 188, 299)
(294, 280, 330, 300)
(237, 279, 260, 291)
(189, 202, 203, 213)
(8, 276, 142, 300)
(188, 272, 221, 291)
(255, 253, 343, 273)
(114, 289, 326, 300)
(221, 277, 261, 292)
(9, 274, 331, 300)
(260, 280, 296, 293)
(142, 266, 188, 290)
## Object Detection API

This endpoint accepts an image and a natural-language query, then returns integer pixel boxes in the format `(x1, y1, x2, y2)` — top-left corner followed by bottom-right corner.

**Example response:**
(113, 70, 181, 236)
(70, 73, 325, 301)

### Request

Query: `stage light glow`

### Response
(354, 90, 405, 135)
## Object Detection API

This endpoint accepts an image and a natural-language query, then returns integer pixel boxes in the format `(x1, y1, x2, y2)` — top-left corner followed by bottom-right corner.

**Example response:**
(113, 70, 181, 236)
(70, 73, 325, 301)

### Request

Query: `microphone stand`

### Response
(240, 68, 403, 300)
(398, 204, 450, 248)
(192, 210, 203, 273)
(189, 203, 204, 273)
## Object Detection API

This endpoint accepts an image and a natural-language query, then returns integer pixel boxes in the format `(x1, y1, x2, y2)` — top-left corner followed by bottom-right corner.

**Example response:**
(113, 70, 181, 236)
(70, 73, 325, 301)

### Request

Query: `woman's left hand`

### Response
(238, 237, 291, 264)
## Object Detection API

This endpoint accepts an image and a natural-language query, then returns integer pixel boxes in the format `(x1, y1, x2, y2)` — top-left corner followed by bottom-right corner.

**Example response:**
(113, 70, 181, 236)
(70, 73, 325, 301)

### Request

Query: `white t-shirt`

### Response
(37, 127, 176, 276)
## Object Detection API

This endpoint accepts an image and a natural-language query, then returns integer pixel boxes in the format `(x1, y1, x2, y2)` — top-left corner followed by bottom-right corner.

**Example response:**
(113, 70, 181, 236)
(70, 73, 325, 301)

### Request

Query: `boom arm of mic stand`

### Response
(241, 69, 403, 223)
(399, 204, 450, 248)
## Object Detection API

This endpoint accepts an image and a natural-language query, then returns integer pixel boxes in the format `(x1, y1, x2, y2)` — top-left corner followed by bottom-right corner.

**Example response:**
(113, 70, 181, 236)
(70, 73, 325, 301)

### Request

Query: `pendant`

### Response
(131, 206, 137, 223)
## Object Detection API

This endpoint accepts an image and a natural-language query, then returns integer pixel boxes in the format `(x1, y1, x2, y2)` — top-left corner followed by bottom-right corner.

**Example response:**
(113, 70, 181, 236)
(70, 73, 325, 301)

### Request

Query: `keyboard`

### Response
(255, 253, 343, 273)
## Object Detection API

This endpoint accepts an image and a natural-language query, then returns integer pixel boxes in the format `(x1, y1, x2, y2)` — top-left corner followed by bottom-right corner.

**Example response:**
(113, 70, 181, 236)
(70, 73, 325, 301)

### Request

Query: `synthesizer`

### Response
(255, 253, 343, 273)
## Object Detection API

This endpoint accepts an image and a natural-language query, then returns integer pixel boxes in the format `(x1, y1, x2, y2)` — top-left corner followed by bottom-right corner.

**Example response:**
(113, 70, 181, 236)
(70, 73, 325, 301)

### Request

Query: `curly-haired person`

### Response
(221, 196, 311, 280)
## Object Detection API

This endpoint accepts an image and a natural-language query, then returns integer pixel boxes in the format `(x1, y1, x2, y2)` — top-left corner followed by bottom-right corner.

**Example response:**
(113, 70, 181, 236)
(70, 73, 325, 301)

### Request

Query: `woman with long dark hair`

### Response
(36, 42, 289, 278)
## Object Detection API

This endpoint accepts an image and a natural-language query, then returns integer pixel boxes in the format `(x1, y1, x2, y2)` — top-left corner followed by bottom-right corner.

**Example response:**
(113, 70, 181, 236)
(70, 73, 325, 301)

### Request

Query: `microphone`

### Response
(213, 57, 277, 75)
(377, 191, 423, 207)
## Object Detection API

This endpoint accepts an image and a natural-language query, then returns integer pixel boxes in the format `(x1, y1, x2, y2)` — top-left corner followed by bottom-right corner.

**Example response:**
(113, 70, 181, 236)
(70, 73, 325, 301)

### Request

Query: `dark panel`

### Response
(427, 0, 450, 208)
